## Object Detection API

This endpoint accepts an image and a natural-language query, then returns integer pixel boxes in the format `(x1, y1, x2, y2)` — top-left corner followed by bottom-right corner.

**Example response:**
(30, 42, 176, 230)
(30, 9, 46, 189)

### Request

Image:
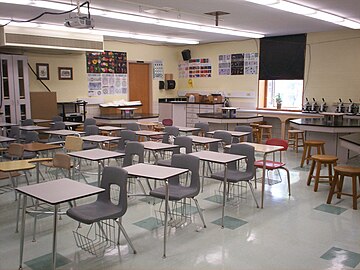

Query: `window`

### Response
(258, 79, 304, 110)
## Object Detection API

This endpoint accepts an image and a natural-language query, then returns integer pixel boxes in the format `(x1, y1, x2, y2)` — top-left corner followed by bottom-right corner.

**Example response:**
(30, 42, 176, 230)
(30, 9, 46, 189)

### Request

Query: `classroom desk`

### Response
(68, 149, 124, 185)
(123, 163, 188, 258)
(176, 126, 201, 134)
(135, 130, 166, 141)
(0, 122, 18, 136)
(140, 141, 179, 164)
(81, 135, 121, 148)
(189, 151, 245, 227)
(207, 130, 250, 139)
(0, 135, 16, 144)
(16, 178, 104, 270)
(98, 125, 125, 135)
(42, 129, 85, 138)
(19, 125, 50, 132)
(186, 135, 222, 151)
(237, 142, 284, 208)
(23, 142, 63, 154)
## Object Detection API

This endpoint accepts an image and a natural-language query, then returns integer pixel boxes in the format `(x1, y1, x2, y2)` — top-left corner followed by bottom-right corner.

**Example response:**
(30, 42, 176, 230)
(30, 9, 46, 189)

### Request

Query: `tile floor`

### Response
(1, 149, 360, 270)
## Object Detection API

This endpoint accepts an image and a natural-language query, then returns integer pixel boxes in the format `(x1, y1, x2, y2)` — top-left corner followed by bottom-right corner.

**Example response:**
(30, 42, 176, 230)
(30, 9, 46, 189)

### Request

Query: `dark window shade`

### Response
(259, 34, 306, 80)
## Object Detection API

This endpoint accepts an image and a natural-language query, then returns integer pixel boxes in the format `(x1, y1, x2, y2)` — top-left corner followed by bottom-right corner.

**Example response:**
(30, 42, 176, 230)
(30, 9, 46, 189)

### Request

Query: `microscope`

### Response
(319, 98, 327, 112)
(336, 99, 345, 113)
(311, 98, 319, 113)
(347, 99, 359, 115)
(302, 98, 311, 112)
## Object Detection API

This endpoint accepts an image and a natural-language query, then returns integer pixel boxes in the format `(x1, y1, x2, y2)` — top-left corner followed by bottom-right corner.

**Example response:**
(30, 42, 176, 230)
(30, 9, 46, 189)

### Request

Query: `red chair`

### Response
(254, 138, 291, 196)
(162, 118, 173, 126)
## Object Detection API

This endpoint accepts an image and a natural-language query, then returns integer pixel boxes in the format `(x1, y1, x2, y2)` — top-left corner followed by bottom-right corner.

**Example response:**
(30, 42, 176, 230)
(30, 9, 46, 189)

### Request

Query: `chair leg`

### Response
(116, 219, 137, 254)
(247, 181, 259, 208)
(193, 198, 206, 228)
(280, 167, 291, 196)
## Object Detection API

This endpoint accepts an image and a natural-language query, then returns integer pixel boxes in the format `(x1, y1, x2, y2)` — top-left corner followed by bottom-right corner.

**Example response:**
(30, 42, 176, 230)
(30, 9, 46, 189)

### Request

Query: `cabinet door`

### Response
(172, 104, 186, 126)
(0, 55, 30, 124)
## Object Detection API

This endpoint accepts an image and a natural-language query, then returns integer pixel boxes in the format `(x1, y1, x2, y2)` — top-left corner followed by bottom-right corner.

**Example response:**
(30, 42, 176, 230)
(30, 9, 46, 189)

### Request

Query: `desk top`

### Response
(124, 163, 188, 180)
(140, 141, 179, 151)
(239, 142, 284, 153)
(0, 136, 16, 143)
(81, 135, 121, 143)
(19, 126, 49, 131)
(207, 130, 250, 137)
(177, 126, 201, 133)
(0, 122, 18, 128)
(23, 142, 63, 152)
(42, 130, 85, 136)
(0, 158, 52, 172)
(187, 135, 222, 144)
(190, 151, 245, 164)
(68, 148, 124, 161)
(98, 126, 126, 132)
(16, 178, 104, 205)
(135, 130, 166, 137)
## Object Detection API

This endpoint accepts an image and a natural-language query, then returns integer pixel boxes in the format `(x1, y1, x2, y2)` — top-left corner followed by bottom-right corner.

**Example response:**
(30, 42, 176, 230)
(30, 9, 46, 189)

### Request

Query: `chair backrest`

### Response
(24, 131, 39, 143)
(170, 154, 200, 195)
(22, 119, 34, 126)
(194, 122, 209, 136)
(162, 118, 173, 126)
(65, 136, 83, 152)
(50, 121, 66, 131)
(85, 125, 99, 136)
(266, 138, 288, 151)
(209, 131, 232, 152)
(126, 122, 140, 131)
(229, 144, 255, 175)
(162, 126, 179, 143)
(174, 136, 192, 154)
(8, 126, 20, 140)
(52, 116, 63, 122)
(7, 143, 24, 159)
(118, 130, 137, 151)
(123, 141, 144, 167)
(83, 118, 96, 128)
(53, 153, 72, 170)
(234, 125, 253, 143)
(97, 167, 128, 217)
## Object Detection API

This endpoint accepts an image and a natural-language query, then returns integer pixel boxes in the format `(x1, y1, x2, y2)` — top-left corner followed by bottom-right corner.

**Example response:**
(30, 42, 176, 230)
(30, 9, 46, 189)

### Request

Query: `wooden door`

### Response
(129, 62, 151, 114)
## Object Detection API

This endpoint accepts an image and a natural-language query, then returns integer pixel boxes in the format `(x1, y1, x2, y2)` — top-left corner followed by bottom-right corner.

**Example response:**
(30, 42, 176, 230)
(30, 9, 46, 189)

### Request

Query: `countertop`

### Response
(94, 113, 159, 120)
(197, 113, 261, 119)
(290, 118, 360, 127)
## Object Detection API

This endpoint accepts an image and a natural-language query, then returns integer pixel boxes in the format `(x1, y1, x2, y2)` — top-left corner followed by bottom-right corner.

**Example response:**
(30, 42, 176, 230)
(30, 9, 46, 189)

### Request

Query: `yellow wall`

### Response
(26, 29, 360, 112)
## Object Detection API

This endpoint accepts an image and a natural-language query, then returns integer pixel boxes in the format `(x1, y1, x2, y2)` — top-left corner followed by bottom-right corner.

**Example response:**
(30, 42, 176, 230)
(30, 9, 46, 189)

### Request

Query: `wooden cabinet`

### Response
(0, 55, 31, 124)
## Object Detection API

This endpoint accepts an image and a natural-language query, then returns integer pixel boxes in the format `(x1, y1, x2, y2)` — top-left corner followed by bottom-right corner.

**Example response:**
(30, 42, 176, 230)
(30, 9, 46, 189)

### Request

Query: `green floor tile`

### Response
(321, 247, 360, 268)
(314, 204, 347, 215)
(204, 194, 223, 204)
(25, 253, 71, 270)
(211, 216, 248, 230)
(133, 217, 162, 231)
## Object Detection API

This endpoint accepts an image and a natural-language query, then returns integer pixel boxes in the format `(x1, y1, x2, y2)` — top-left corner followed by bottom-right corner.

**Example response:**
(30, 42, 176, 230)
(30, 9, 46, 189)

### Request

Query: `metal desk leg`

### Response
(221, 164, 228, 228)
(201, 160, 206, 192)
(19, 194, 27, 270)
(97, 161, 101, 186)
(163, 179, 169, 258)
(52, 204, 59, 270)
(261, 153, 267, 209)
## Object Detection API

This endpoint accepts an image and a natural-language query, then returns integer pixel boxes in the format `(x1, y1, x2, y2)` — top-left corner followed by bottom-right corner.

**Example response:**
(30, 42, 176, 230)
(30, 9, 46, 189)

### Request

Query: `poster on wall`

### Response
(178, 58, 212, 78)
(219, 52, 258, 75)
(86, 51, 128, 96)
(152, 60, 164, 79)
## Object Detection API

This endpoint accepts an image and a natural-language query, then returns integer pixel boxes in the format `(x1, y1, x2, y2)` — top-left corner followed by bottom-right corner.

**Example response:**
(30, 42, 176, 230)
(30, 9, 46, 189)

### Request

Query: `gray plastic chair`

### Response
(233, 125, 253, 143)
(194, 122, 209, 136)
(22, 119, 34, 126)
(123, 141, 144, 167)
(117, 130, 137, 153)
(83, 118, 96, 128)
(24, 131, 39, 143)
(8, 126, 20, 141)
(52, 116, 63, 122)
(149, 154, 206, 228)
(83, 125, 99, 150)
(67, 166, 136, 254)
(162, 126, 179, 144)
(211, 144, 259, 208)
(157, 136, 192, 167)
(126, 122, 140, 131)
(209, 131, 232, 152)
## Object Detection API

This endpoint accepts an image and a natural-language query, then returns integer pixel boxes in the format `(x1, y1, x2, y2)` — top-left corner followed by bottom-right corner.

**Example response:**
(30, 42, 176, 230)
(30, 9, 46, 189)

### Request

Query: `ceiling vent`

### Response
(0, 26, 103, 52)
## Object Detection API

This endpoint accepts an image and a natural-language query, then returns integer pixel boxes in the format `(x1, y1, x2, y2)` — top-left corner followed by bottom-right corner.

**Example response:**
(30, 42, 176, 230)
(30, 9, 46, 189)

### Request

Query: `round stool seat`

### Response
(258, 124, 272, 128)
(334, 166, 360, 175)
(288, 130, 303, 134)
(311, 154, 338, 163)
(327, 165, 360, 209)
(305, 140, 325, 146)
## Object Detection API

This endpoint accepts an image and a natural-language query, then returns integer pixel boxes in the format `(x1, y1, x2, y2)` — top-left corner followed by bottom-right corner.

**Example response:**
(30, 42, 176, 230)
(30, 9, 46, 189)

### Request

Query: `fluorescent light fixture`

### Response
(0, 0, 264, 38)
(246, 0, 360, 29)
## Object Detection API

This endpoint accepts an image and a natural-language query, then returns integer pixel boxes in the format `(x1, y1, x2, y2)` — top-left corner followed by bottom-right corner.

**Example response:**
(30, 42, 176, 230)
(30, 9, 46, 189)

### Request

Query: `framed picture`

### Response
(58, 67, 73, 80)
(36, 63, 49, 80)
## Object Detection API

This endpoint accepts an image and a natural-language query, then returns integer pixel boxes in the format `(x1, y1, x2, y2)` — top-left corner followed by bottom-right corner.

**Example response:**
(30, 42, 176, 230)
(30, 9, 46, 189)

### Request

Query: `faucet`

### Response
(311, 98, 318, 112)
(348, 99, 354, 114)
(303, 98, 311, 112)
(337, 99, 344, 113)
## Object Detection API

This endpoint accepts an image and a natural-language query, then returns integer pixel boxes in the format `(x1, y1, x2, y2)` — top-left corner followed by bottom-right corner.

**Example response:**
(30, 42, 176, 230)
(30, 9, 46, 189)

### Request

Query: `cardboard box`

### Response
(208, 94, 223, 103)
(185, 93, 201, 102)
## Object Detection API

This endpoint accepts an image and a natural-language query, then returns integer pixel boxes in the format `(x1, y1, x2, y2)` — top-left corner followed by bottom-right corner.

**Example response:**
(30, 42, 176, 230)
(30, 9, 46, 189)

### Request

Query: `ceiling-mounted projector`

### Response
(64, 16, 94, 29)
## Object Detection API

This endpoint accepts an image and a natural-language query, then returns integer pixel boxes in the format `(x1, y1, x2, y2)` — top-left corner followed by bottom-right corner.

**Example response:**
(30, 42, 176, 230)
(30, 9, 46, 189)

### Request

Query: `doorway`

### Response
(129, 62, 151, 114)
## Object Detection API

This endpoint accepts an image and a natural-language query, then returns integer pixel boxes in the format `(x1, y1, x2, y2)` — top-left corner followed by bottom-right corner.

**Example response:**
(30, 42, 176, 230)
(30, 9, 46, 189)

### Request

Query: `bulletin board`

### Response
(86, 51, 128, 96)
(178, 58, 212, 78)
(219, 53, 258, 76)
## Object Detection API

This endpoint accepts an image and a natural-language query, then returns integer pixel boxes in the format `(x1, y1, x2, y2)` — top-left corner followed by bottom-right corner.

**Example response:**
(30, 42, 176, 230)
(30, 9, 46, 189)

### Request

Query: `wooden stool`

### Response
(300, 140, 325, 167)
(258, 124, 272, 143)
(327, 166, 360, 210)
(250, 123, 261, 143)
(287, 129, 305, 153)
(306, 154, 338, 192)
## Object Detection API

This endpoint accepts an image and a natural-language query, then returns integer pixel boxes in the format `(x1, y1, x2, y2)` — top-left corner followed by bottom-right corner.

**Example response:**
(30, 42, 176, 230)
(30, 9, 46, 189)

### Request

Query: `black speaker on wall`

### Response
(181, 49, 191, 61)
(159, 81, 165, 90)
(165, 80, 176, 90)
